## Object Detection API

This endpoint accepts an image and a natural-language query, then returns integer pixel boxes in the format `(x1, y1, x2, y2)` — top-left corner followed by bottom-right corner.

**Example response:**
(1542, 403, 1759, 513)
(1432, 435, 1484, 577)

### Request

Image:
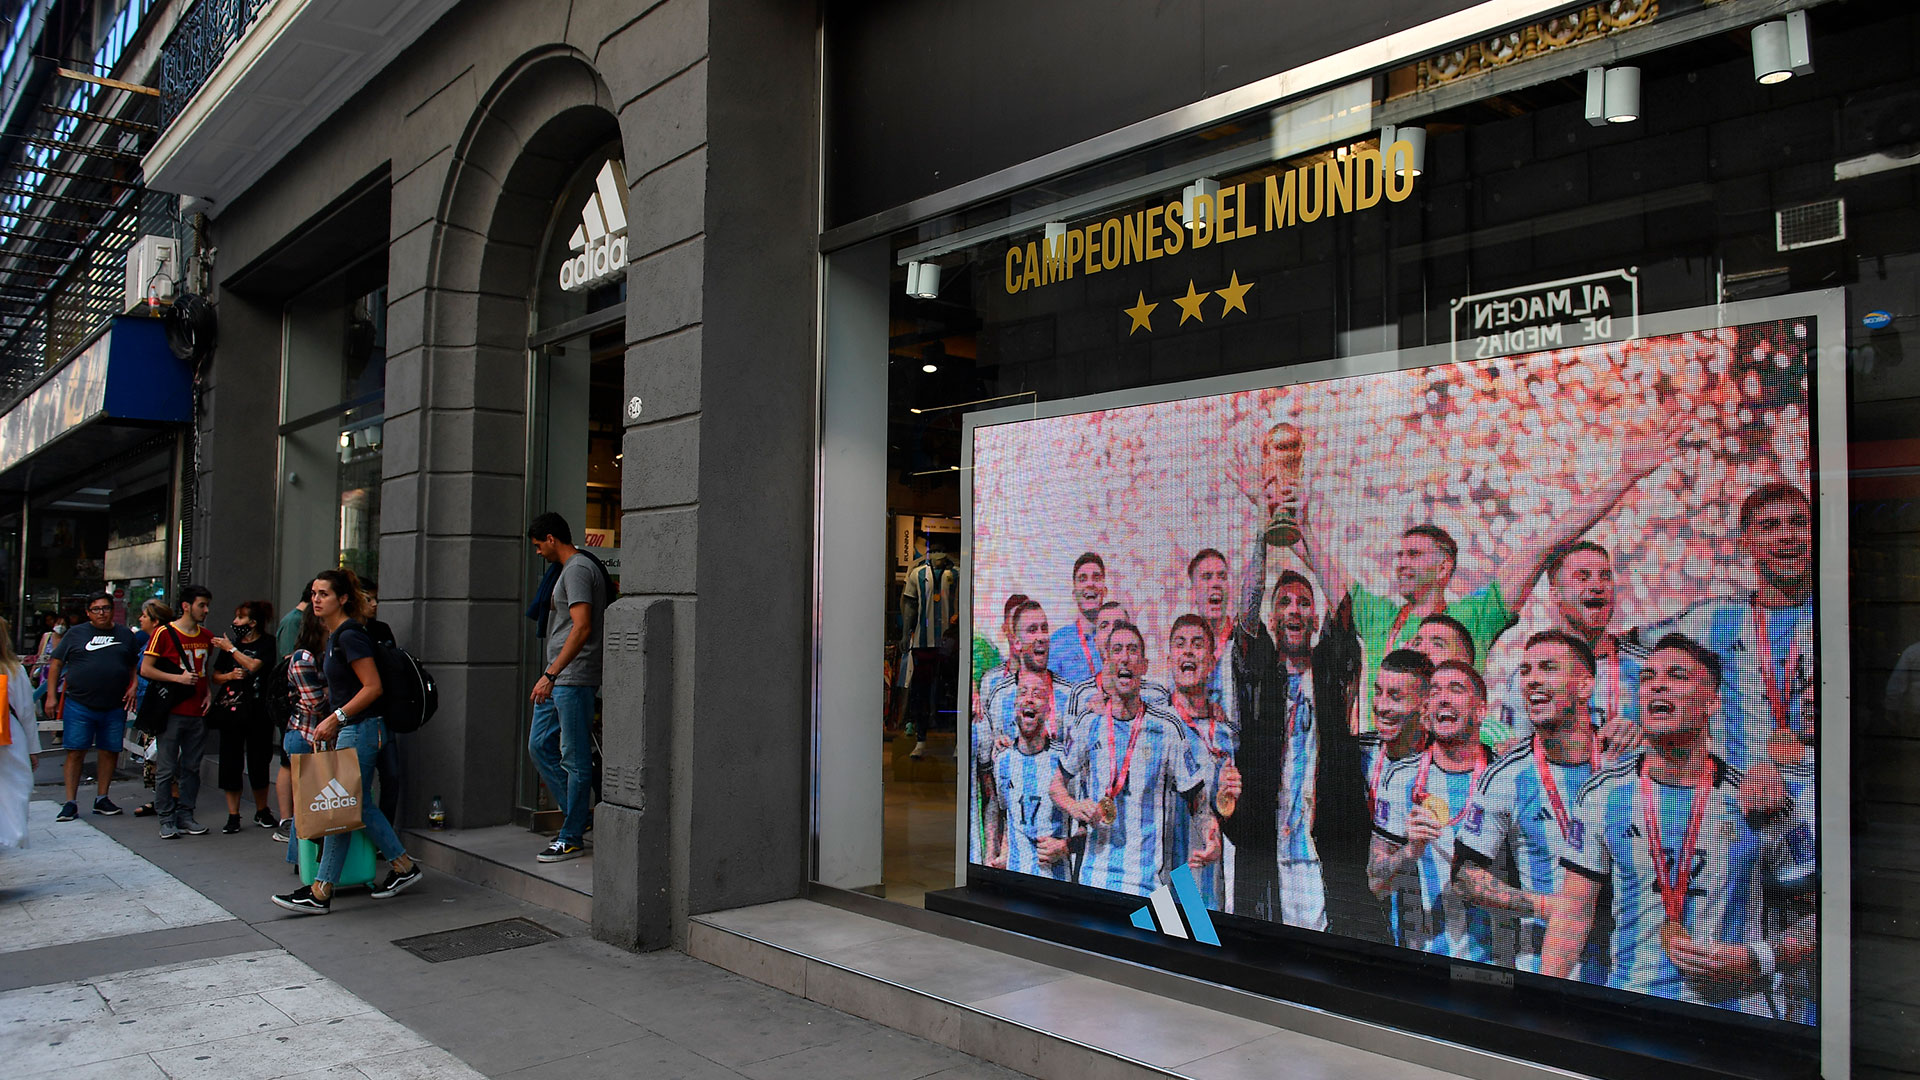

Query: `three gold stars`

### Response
(1121, 272, 1255, 334)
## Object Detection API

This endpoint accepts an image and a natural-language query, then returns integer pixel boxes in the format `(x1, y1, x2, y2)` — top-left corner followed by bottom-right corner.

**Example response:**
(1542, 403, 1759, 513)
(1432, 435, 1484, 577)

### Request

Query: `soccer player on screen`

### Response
(1296, 415, 1683, 732)
(977, 593, 1034, 717)
(1051, 623, 1208, 896)
(1188, 548, 1235, 706)
(1166, 614, 1236, 908)
(1541, 635, 1814, 1017)
(1070, 601, 1172, 720)
(1369, 660, 1494, 959)
(987, 668, 1072, 880)
(1048, 553, 1109, 685)
(979, 602, 1073, 756)
(1496, 543, 1645, 760)
(1361, 649, 1433, 809)
(1454, 631, 1609, 977)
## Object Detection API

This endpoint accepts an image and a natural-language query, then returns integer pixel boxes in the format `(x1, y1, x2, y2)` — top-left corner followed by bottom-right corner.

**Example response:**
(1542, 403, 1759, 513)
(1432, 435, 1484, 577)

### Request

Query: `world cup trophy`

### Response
(1260, 421, 1306, 547)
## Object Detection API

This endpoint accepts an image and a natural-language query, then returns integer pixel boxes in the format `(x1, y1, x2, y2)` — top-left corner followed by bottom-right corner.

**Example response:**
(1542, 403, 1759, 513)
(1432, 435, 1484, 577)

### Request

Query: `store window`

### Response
(819, 2, 1916, 1076)
(277, 263, 386, 607)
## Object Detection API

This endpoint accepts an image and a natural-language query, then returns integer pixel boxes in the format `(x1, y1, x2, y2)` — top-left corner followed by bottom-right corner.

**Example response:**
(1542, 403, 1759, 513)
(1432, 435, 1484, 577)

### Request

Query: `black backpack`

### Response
(373, 640, 439, 734)
(263, 653, 297, 728)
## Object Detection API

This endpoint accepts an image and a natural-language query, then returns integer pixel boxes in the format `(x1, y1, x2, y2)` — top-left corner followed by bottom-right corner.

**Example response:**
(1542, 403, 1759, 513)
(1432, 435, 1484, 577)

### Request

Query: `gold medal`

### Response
(1422, 793, 1451, 823)
(1659, 919, 1691, 955)
(1768, 728, 1806, 767)
(1098, 796, 1117, 824)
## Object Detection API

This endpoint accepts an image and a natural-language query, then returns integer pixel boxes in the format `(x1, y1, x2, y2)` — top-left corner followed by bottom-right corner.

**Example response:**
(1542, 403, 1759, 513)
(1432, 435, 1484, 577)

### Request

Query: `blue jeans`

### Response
(313, 718, 407, 884)
(283, 729, 312, 866)
(62, 700, 127, 752)
(528, 684, 596, 843)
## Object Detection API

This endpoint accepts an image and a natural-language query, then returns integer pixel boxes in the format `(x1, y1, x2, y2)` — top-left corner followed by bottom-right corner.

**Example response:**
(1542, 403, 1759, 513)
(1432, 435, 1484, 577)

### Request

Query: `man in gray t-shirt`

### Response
(526, 511, 609, 862)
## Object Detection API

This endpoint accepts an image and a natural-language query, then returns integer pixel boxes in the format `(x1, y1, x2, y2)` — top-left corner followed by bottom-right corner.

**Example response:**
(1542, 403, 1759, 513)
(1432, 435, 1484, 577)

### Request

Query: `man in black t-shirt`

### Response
(46, 593, 139, 820)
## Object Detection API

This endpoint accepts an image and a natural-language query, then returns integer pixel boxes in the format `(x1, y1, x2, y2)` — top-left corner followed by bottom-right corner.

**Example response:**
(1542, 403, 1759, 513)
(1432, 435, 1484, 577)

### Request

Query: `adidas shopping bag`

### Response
(292, 743, 364, 840)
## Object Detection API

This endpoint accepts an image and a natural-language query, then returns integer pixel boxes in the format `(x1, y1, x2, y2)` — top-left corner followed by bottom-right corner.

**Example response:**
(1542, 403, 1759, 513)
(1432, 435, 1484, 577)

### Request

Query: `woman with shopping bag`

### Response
(2, 617, 44, 853)
(272, 569, 423, 914)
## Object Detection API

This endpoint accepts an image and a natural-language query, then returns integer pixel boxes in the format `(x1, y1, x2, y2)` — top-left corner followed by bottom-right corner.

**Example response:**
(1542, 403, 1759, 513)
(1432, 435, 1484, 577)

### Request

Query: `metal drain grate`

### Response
(393, 918, 560, 963)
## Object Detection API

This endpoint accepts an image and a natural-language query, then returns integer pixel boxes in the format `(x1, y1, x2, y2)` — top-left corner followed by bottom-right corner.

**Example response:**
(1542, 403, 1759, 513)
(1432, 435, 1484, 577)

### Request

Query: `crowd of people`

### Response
(967, 324, 1822, 1026)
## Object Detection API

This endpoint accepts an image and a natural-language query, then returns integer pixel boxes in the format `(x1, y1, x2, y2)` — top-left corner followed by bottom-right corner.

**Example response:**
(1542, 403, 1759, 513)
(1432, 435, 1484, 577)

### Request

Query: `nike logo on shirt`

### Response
(84, 638, 123, 651)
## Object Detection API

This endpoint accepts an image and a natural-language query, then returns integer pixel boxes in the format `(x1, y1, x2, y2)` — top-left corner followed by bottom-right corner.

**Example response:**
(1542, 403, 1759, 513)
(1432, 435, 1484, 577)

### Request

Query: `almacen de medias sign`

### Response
(1004, 139, 1419, 295)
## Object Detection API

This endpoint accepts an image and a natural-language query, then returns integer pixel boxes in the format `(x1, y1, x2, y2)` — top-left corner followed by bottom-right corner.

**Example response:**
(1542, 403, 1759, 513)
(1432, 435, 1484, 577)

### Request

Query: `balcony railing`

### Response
(158, 0, 272, 128)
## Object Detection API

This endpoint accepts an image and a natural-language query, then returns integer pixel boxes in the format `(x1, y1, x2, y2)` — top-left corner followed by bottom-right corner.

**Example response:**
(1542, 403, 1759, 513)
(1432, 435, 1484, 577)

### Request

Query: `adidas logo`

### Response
(308, 778, 359, 813)
(1128, 865, 1220, 946)
(558, 159, 629, 292)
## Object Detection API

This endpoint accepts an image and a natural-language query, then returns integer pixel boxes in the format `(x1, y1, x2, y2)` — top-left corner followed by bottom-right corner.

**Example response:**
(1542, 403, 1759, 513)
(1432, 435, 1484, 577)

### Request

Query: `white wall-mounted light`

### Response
(1380, 124, 1427, 177)
(1181, 178, 1220, 230)
(1752, 11, 1813, 85)
(906, 261, 940, 299)
(1584, 66, 1640, 126)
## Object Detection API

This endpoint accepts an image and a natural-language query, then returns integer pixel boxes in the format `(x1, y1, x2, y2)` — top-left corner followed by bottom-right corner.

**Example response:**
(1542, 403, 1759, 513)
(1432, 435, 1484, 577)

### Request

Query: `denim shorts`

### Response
(62, 700, 127, 752)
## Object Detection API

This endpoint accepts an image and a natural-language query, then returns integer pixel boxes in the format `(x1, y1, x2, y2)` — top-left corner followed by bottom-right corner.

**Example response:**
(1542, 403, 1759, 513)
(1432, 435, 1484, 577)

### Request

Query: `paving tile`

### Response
(736, 1024, 975, 1080)
(384, 977, 648, 1074)
(1179, 1028, 1463, 1080)
(96, 950, 312, 1011)
(823, 931, 1071, 1005)
(0, 994, 294, 1073)
(23, 1052, 170, 1080)
(915, 1063, 1033, 1080)
(146, 1010, 431, 1080)
(344, 1045, 489, 1080)
(0, 980, 112, 1025)
(969, 975, 1277, 1070)
(493, 1032, 748, 1080)
(697, 900, 913, 956)
(635, 976, 883, 1068)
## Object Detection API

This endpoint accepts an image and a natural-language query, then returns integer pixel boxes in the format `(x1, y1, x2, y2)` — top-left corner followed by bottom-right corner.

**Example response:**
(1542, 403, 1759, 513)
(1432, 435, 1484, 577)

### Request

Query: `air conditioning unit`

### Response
(124, 235, 178, 313)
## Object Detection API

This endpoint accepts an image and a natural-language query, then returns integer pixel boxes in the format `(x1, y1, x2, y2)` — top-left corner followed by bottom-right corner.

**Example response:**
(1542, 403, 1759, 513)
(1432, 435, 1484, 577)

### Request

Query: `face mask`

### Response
(230, 623, 250, 640)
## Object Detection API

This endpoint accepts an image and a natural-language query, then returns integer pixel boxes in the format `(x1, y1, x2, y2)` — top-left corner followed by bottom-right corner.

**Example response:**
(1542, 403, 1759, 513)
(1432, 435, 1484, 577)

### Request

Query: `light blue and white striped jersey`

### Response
(1069, 677, 1171, 718)
(1059, 704, 1206, 897)
(1645, 598, 1813, 771)
(1770, 757, 1818, 1026)
(1374, 754, 1491, 960)
(1456, 743, 1605, 979)
(1562, 755, 1812, 1018)
(1496, 639, 1642, 744)
(1168, 699, 1240, 909)
(901, 559, 956, 650)
(993, 743, 1071, 880)
(1048, 621, 1102, 686)
(974, 675, 1074, 768)
(977, 663, 1018, 717)
(1278, 674, 1320, 864)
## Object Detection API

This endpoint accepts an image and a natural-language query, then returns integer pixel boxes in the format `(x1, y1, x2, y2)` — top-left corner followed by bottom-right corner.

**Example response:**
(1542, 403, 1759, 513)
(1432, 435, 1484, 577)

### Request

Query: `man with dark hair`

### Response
(526, 511, 607, 863)
(1068, 601, 1172, 719)
(1542, 633, 1814, 1015)
(1047, 552, 1108, 685)
(143, 585, 214, 838)
(1186, 547, 1235, 705)
(1297, 418, 1680, 733)
(1410, 613, 1475, 666)
(45, 593, 137, 821)
(1497, 542, 1644, 758)
(1166, 613, 1233, 908)
(1362, 648, 1433, 810)
(1370, 659, 1493, 958)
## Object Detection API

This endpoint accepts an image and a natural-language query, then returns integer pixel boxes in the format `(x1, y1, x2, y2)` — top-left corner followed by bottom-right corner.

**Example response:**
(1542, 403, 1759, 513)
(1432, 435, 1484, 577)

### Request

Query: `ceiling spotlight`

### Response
(1752, 12, 1812, 85)
(1180, 178, 1220, 230)
(1044, 222, 1067, 246)
(1380, 124, 1426, 177)
(905, 261, 941, 299)
(1584, 66, 1640, 126)
(921, 363, 938, 373)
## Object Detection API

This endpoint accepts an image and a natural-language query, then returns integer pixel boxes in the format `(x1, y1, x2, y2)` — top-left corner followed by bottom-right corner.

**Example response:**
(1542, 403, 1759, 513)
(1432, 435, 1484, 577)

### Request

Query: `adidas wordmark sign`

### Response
(309, 778, 358, 812)
(559, 160, 629, 292)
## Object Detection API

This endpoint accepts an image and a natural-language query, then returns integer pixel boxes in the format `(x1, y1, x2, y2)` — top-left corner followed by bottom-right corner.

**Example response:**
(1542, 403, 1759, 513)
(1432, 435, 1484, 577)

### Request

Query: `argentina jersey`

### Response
(975, 676, 1075, 767)
(1373, 757, 1492, 961)
(1561, 756, 1813, 1018)
(1456, 745, 1604, 979)
(993, 745, 1070, 880)
(1069, 677, 1172, 718)
(1495, 643, 1642, 745)
(1648, 598, 1813, 770)
(903, 560, 955, 649)
(1278, 676, 1320, 864)
(1049, 621, 1102, 686)
(1769, 757, 1819, 1025)
(1059, 705, 1206, 897)
(1169, 708, 1240, 909)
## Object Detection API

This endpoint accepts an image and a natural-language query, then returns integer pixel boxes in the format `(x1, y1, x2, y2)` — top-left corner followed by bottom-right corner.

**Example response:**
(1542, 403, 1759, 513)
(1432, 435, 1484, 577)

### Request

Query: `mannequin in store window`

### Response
(899, 537, 959, 758)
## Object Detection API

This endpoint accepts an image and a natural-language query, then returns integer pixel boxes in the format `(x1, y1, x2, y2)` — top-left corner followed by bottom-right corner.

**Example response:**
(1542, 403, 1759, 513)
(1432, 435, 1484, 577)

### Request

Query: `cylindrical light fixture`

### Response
(1752, 12, 1812, 85)
(1603, 66, 1640, 123)
(906, 261, 940, 299)
(1181, 178, 1220, 230)
(1043, 222, 1067, 246)
(1397, 126, 1427, 177)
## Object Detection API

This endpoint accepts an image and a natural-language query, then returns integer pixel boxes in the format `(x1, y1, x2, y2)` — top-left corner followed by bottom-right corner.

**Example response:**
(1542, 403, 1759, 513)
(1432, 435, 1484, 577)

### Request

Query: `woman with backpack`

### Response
(271, 569, 422, 914)
(208, 600, 276, 833)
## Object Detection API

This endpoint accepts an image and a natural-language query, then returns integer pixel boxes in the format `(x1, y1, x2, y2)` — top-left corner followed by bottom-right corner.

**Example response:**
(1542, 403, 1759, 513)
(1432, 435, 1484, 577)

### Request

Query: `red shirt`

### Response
(146, 624, 213, 716)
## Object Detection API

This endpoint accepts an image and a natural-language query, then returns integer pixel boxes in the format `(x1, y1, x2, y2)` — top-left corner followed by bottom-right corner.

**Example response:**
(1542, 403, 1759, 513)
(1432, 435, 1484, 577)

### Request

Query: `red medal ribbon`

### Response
(1103, 700, 1148, 801)
(1639, 760, 1713, 926)
(1531, 735, 1596, 844)
(1750, 600, 1794, 733)
(1077, 622, 1100, 679)
(1412, 746, 1487, 827)
(1173, 693, 1225, 758)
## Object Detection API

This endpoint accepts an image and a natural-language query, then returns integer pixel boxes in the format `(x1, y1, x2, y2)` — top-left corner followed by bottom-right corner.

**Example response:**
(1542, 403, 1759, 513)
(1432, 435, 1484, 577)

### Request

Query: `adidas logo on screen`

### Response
(558, 159, 629, 292)
(1128, 865, 1221, 946)
(308, 778, 358, 812)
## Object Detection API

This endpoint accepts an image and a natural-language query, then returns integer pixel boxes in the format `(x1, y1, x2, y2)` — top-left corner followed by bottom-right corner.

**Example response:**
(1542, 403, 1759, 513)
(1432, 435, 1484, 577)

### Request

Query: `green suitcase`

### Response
(297, 829, 379, 888)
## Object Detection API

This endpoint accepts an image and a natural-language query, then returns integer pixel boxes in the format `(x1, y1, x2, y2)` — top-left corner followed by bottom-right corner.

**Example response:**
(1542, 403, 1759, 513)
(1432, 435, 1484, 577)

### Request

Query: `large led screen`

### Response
(966, 316, 1823, 1025)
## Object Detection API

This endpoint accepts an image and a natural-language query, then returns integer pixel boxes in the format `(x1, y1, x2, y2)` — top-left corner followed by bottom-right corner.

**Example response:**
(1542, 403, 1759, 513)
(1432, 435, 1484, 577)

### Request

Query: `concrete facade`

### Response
(194, 0, 819, 950)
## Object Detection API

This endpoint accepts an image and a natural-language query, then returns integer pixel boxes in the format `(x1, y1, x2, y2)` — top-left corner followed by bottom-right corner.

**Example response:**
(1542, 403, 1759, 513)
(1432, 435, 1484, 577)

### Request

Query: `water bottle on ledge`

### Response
(429, 795, 447, 830)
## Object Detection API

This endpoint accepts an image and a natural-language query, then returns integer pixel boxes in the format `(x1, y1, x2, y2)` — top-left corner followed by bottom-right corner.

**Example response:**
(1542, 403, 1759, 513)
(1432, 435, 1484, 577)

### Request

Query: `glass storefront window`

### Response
(820, 1, 1918, 1075)
(277, 268, 386, 605)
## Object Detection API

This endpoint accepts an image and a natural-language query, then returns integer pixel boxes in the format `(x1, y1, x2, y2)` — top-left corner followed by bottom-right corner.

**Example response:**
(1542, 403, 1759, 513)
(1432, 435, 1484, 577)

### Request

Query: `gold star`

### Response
(1216, 271, 1253, 316)
(1173, 280, 1211, 325)
(1123, 291, 1158, 335)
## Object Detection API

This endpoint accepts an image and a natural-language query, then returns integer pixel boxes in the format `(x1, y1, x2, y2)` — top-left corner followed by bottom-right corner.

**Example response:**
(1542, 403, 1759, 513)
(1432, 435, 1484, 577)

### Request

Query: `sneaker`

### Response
(222, 815, 243, 834)
(92, 796, 122, 816)
(55, 801, 78, 822)
(537, 838, 584, 863)
(133, 802, 157, 818)
(371, 864, 424, 898)
(177, 813, 209, 836)
(271, 886, 331, 915)
(159, 819, 180, 840)
(254, 809, 278, 830)
(271, 820, 292, 844)
(909, 741, 928, 759)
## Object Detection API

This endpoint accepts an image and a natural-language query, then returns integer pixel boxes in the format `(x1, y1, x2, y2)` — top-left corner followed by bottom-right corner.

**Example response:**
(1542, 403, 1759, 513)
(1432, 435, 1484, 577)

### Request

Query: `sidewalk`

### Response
(3, 764, 1026, 1080)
